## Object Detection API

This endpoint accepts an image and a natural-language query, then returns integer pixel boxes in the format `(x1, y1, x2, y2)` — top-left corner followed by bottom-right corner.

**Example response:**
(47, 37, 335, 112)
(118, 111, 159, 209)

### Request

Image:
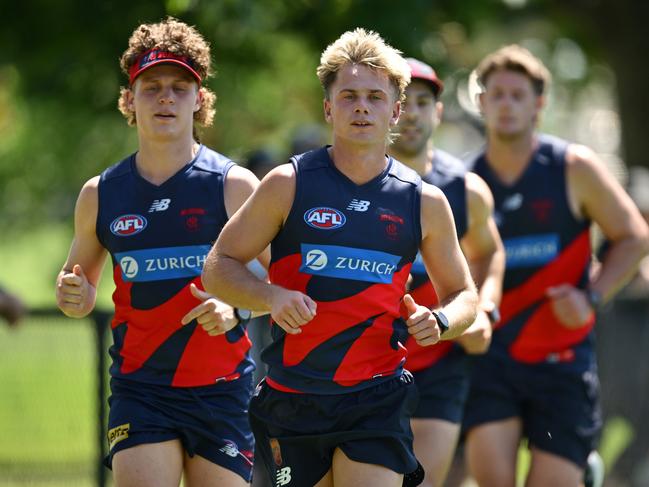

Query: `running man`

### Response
(463, 44, 649, 487)
(201, 29, 478, 487)
(56, 18, 262, 487)
(388, 57, 505, 487)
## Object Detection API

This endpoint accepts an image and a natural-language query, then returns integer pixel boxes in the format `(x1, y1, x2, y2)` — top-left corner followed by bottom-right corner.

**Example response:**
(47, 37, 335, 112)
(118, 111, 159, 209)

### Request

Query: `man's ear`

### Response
(324, 98, 332, 123)
(389, 100, 401, 127)
(195, 87, 204, 112)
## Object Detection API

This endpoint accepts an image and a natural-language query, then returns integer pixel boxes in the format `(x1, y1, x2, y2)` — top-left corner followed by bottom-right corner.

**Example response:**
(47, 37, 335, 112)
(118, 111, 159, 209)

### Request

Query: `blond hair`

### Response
(476, 44, 551, 96)
(117, 17, 216, 127)
(317, 28, 411, 103)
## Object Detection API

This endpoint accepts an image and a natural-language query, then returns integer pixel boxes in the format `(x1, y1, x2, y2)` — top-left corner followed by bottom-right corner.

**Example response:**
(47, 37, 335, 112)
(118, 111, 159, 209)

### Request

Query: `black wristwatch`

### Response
(234, 308, 252, 326)
(431, 310, 450, 335)
(585, 289, 603, 311)
(482, 301, 501, 325)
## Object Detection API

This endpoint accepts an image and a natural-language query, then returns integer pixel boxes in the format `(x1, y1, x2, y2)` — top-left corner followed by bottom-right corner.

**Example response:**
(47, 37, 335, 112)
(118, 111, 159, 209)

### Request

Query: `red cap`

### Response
(128, 48, 202, 85)
(406, 58, 443, 97)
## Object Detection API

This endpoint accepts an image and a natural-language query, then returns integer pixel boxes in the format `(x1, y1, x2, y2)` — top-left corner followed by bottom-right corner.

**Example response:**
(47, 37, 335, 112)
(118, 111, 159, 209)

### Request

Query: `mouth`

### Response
(351, 121, 372, 127)
(154, 113, 176, 120)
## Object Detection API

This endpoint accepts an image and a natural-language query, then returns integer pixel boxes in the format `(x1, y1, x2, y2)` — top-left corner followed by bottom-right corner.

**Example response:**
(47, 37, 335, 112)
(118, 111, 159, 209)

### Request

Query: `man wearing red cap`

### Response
(56, 18, 262, 487)
(388, 58, 505, 487)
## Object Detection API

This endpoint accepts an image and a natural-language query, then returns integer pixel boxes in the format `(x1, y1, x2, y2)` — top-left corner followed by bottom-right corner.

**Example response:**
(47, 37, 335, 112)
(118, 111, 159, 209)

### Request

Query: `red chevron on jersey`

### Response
(280, 264, 411, 368)
(500, 230, 593, 362)
(333, 313, 406, 386)
(112, 269, 250, 385)
(499, 230, 590, 327)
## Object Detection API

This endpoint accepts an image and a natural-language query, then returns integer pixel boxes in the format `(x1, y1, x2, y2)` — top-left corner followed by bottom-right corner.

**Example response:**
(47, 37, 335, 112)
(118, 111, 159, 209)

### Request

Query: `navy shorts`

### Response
(105, 376, 255, 482)
(250, 372, 420, 486)
(411, 354, 470, 422)
(463, 356, 601, 468)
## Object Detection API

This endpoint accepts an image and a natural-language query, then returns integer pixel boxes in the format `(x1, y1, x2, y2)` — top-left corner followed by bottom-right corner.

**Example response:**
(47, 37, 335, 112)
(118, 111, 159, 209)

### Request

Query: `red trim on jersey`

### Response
(266, 377, 304, 393)
(500, 230, 594, 362)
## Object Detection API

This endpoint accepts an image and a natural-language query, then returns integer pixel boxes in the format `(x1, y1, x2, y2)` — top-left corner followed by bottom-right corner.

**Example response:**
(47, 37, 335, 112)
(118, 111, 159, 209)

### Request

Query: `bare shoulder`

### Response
(420, 181, 454, 236)
(245, 163, 296, 222)
(76, 176, 100, 212)
(465, 172, 495, 213)
(225, 164, 260, 191)
(74, 176, 101, 235)
(565, 143, 602, 174)
(420, 180, 448, 209)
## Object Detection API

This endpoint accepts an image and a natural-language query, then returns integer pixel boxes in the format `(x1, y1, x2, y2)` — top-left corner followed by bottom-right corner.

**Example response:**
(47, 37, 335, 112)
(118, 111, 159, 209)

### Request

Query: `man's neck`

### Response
(389, 141, 434, 176)
(329, 139, 389, 185)
(136, 136, 198, 185)
(485, 131, 537, 185)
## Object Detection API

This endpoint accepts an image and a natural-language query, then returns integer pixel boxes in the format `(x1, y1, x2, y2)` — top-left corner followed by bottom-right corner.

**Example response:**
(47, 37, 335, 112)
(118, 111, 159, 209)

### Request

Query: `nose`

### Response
(159, 86, 175, 105)
(354, 98, 369, 114)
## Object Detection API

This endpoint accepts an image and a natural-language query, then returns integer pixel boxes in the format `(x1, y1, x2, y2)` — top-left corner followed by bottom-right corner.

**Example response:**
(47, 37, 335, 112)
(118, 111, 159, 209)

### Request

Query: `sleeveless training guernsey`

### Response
(97, 145, 253, 387)
(264, 146, 422, 394)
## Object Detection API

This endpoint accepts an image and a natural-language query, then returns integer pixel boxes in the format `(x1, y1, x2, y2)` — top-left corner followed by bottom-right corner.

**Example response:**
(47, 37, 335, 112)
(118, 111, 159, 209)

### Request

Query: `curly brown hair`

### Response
(117, 17, 216, 127)
(476, 44, 551, 97)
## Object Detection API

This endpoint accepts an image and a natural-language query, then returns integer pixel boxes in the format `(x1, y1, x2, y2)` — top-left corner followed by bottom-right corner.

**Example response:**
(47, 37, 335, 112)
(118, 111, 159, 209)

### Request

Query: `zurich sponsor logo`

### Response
(300, 244, 400, 283)
(110, 214, 147, 237)
(304, 207, 346, 230)
(504, 233, 559, 268)
(114, 245, 211, 282)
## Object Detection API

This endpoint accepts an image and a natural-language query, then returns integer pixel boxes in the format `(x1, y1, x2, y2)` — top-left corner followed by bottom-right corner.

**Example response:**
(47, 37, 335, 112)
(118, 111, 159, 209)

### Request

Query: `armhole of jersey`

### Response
(95, 174, 106, 249)
(282, 158, 301, 228)
(413, 178, 423, 245)
(221, 160, 236, 222)
(558, 142, 586, 224)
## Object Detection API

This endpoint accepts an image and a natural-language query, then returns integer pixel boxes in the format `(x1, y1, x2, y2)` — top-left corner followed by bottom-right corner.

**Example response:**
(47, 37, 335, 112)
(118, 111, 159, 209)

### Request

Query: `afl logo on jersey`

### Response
(110, 214, 148, 236)
(304, 207, 346, 230)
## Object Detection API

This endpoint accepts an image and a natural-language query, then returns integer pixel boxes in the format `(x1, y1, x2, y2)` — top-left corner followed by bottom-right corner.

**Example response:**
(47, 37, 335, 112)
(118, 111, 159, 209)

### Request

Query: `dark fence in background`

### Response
(0, 308, 111, 487)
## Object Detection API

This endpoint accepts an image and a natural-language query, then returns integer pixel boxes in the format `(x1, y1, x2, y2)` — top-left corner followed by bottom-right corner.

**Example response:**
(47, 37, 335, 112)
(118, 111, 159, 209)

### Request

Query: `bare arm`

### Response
(202, 164, 316, 334)
(406, 183, 478, 343)
(547, 145, 649, 327)
(55, 177, 108, 318)
(455, 172, 505, 353)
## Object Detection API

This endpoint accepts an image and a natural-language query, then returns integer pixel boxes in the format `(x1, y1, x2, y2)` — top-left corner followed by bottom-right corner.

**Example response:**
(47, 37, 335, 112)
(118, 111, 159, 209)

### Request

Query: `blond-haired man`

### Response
(202, 29, 478, 487)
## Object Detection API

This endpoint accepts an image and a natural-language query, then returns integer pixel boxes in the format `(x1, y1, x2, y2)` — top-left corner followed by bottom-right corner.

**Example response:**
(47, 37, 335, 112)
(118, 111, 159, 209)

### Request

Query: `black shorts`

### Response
(411, 354, 470, 422)
(105, 376, 255, 481)
(463, 356, 601, 468)
(250, 372, 420, 486)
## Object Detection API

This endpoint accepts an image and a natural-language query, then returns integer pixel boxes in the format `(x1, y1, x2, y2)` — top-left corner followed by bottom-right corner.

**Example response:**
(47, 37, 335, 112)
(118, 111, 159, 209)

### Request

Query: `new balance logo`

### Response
(276, 467, 292, 486)
(347, 199, 370, 212)
(501, 193, 523, 212)
(219, 441, 239, 458)
(148, 198, 171, 212)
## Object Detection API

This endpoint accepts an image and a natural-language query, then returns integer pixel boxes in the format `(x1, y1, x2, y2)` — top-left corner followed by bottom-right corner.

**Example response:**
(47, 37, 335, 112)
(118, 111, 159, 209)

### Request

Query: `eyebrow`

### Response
(339, 88, 387, 95)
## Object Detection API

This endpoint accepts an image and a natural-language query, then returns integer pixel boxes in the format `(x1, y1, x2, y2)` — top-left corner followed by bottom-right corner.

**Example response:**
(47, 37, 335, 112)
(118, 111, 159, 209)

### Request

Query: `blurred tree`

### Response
(0, 0, 646, 233)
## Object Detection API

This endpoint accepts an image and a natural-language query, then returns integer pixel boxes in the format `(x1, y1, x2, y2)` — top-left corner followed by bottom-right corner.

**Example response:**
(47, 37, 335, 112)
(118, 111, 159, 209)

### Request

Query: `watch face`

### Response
(434, 310, 450, 334)
(235, 308, 252, 321)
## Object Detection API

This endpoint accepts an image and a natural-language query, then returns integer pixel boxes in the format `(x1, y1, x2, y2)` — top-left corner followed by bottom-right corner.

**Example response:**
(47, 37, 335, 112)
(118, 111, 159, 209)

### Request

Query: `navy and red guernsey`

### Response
(405, 149, 468, 372)
(469, 134, 595, 371)
(96, 145, 253, 387)
(264, 146, 422, 394)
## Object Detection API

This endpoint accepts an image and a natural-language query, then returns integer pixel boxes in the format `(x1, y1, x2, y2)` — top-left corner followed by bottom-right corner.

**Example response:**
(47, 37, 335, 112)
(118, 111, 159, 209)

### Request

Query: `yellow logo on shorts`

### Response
(107, 423, 130, 450)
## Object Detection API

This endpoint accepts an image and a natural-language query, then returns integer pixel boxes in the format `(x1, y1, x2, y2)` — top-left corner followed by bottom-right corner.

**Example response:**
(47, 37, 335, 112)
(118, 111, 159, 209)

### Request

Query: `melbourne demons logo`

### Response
(304, 207, 346, 230)
(110, 214, 147, 236)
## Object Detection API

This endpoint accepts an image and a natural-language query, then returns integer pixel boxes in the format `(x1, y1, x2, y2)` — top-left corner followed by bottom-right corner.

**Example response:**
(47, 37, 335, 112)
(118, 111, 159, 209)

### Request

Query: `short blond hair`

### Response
(476, 44, 551, 96)
(117, 17, 216, 127)
(317, 28, 411, 103)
